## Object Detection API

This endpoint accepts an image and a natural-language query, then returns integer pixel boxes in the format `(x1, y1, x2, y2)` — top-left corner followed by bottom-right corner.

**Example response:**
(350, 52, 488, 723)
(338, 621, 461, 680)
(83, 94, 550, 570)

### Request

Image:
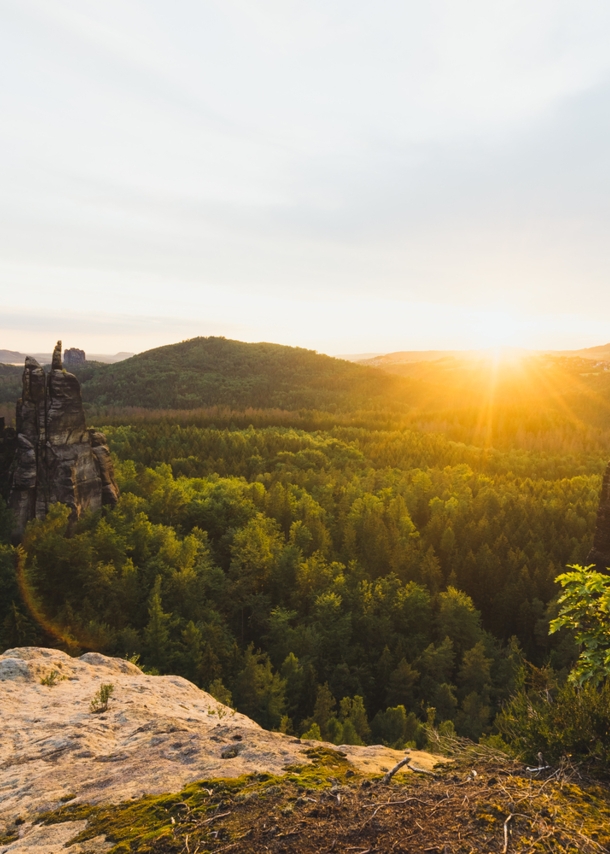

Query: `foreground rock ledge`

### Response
(0, 648, 443, 852)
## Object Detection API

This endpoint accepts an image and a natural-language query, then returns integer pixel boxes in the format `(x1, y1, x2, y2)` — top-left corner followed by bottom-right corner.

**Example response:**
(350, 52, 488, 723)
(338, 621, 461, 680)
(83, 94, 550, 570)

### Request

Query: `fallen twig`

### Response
(502, 813, 513, 854)
(575, 829, 609, 853)
(193, 810, 231, 827)
(382, 752, 412, 784)
(428, 795, 452, 814)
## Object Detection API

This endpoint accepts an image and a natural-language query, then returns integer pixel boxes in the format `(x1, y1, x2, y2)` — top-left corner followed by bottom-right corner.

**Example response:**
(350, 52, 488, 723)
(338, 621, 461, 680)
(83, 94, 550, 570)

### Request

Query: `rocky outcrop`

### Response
(7, 342, 118, 542)
(586, 460, 610, 572)
(0, 418, 17, 502)
(63, 347, 86, 368)
(0, 647, 443, 852)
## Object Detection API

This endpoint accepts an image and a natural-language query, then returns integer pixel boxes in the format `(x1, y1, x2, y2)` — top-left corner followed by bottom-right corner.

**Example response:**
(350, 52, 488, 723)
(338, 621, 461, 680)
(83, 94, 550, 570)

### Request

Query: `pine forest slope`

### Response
(77, 341, 610, 453)
(77, 337, 407, 412)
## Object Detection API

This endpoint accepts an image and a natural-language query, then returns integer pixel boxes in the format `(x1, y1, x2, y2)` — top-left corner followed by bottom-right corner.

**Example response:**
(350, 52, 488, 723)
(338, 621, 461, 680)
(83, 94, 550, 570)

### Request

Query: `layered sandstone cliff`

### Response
(7, 342, 118, 542)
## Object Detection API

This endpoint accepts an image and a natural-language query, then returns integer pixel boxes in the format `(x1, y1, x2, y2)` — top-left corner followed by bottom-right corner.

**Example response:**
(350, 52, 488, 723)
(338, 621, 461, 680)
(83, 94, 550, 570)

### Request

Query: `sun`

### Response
(485, 345, 528, 368)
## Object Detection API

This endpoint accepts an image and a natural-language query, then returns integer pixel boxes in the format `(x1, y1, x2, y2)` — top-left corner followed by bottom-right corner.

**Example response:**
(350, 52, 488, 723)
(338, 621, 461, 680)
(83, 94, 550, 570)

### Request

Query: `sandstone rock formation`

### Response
(63, 348, 86, 368)
(7, 342, 118, 542)
(0, 418, 17, 503)
(587, 460, 610, 572)
(0, 647, 443, 853)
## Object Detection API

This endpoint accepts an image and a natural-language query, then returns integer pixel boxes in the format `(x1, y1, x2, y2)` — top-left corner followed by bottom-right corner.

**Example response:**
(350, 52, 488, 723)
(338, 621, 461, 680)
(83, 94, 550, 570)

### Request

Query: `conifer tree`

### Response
(233, 644, 286, 729)
(144, 577, 170, 670)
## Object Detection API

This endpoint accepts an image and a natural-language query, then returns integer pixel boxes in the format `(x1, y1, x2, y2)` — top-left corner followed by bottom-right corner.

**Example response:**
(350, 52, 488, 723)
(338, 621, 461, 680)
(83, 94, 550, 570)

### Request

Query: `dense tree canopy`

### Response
(1, 409, 600, 745)
(2, 339, 609, 751)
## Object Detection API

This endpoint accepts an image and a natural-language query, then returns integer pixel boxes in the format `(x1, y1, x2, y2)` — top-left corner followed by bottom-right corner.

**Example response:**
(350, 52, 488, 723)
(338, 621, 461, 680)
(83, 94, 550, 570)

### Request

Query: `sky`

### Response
(2, 1, 610, 356)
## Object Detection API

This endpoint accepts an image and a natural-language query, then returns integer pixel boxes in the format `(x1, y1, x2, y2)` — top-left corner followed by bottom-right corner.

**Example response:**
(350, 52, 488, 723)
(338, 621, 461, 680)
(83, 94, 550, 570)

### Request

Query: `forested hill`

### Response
(4, 339, 610, 451)
(77, 343, 610, 452)
(76, 337, 408, 411)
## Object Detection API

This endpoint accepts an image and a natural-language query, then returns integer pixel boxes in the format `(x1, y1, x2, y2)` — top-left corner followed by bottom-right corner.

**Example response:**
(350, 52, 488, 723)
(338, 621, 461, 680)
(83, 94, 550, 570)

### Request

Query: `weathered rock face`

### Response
(587, 460, 610, 572)
(63, 347, 86, 367)
(0, 418, 17, 502)
(7, 342, 119, 542)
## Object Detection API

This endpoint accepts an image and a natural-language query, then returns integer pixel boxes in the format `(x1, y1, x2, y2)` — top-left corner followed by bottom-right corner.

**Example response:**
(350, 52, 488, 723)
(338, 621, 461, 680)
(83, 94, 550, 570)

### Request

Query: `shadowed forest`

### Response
(1, 337, 610, 759)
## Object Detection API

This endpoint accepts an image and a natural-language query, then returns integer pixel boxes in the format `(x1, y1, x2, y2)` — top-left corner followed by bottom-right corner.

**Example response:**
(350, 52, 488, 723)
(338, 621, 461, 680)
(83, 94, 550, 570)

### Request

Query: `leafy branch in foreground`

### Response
(549, 565, 610, 686)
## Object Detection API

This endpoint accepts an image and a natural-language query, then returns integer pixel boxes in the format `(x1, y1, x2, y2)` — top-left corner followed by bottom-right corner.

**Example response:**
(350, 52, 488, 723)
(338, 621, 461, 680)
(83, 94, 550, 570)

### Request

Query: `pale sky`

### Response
(2, 0, 610, 355)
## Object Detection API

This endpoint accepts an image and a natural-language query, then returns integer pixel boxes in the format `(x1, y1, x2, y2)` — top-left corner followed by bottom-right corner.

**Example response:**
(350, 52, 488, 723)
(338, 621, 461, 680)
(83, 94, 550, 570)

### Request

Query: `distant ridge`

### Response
(357, 349, 478, 366)
(0, 349, 23, 365)
(0, 350, 134, 365)
(357, 344, 610, 367)
(548, 343, 610, 361)
(336, 352, 383, 362)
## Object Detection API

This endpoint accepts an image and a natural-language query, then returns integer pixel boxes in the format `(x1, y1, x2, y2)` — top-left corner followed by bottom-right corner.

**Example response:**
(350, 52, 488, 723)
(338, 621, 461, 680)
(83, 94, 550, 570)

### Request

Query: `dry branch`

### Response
(382, 751, 412, 784)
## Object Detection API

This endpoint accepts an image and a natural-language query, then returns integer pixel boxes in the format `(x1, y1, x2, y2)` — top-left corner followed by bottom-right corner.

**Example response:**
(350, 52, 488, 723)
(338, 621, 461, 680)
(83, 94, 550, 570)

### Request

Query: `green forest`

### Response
(1, 338, 610, 763)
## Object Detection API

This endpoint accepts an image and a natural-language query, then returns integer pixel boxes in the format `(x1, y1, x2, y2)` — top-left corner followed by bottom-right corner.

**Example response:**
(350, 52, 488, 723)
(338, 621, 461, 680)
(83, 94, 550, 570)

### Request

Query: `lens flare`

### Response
(16, 546, 92, 650)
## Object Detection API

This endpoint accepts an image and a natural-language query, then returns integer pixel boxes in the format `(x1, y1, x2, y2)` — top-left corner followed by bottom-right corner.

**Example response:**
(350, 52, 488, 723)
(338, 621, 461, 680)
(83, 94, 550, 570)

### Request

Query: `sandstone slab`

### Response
(0, 647, 445, 853)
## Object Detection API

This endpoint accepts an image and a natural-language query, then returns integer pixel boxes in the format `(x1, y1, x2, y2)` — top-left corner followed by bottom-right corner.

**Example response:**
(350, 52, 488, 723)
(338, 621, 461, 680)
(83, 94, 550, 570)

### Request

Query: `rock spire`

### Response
(64, 346, 86, 367)
(7, 341, 118, 542)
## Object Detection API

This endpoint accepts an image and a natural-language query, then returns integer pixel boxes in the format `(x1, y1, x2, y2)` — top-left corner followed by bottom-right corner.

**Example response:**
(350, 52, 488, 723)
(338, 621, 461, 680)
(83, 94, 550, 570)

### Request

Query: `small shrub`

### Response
(301, 722, 323, 741)
(90, 683, 114, 714)
(40, 669, 65, 687)
(496, 678, 610, 769)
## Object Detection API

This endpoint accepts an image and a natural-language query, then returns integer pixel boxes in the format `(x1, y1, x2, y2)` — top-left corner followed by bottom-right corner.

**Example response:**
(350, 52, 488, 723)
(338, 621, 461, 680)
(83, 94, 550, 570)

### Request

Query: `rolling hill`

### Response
(75, 336, 408, 411)
(4, 338, 610, 446)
